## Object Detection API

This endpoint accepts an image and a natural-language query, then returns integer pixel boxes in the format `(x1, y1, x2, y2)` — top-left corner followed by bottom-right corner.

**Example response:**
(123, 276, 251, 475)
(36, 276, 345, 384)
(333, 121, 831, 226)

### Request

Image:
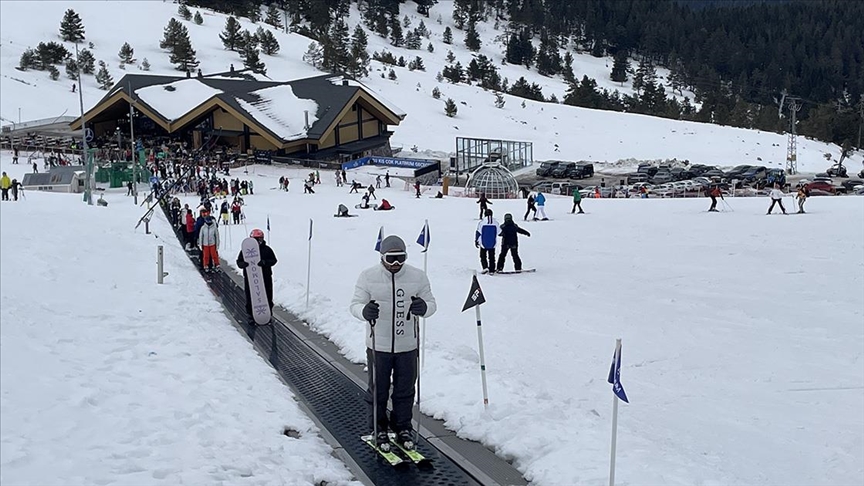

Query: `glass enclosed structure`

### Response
(454, 137, 533, 175)
(465, 162, 520, 199)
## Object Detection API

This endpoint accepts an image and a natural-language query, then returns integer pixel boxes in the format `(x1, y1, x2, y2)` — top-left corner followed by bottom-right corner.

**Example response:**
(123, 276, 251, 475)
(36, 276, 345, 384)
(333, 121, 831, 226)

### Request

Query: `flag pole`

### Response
(474, 270, 490, 409)
(267, 214, 270, 241)
(609, 338, 622, 486)
(305, 218, 313, 309)
(421, 219, 428, 371)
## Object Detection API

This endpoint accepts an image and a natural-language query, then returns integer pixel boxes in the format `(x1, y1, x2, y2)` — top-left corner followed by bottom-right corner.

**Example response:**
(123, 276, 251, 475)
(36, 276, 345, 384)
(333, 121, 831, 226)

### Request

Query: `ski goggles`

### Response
(381, 251, 407, 266)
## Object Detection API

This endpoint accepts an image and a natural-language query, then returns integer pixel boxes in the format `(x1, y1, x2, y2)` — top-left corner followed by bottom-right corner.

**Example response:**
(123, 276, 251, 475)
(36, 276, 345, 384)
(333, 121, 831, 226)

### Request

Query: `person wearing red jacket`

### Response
(185, 207, 195, 250)
(708, 186, 723, 212)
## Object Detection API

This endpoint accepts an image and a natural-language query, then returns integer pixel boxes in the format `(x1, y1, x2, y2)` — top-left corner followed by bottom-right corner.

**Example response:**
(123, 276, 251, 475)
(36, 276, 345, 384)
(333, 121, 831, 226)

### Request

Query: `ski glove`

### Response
(409, 296, 427, 317)
(257, 261, 265, 267)
(362, 300, 379, 322)
(238, 261, 249, 269)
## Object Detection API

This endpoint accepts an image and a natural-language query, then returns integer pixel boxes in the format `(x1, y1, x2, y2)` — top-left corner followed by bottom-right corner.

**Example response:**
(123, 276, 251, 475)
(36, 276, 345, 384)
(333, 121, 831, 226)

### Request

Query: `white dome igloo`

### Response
(466, 163, 519, 199)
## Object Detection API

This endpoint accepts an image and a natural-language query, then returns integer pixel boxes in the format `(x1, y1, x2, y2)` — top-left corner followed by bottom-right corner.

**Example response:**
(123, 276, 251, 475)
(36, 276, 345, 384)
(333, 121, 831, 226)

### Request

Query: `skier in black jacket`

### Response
(236, 228, 278, 323)
(496, 213, 531, 272)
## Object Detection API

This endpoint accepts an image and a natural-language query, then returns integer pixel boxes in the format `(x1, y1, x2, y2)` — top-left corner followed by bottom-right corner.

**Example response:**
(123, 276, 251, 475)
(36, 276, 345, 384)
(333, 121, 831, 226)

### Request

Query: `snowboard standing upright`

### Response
(242, 237, 272, 325)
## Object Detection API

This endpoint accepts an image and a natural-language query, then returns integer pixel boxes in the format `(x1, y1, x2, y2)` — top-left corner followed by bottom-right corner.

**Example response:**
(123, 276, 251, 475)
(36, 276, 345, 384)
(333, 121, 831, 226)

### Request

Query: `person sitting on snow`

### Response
(335, 204, 351, 217)
(374, 199, 394, 211)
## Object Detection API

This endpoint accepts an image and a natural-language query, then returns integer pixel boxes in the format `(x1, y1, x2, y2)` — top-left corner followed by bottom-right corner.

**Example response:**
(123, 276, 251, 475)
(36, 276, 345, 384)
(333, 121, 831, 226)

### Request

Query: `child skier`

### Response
(767, 184, 787, 215)
(477, 193, 492, 219)
(708, 186, 723, 212)
(236, 229, 278, 324)
(198, 215, 220, 272)
(571, 188, 584, 214)
(476, 209, 500, 274)
(497, 213, 531, 272)
(796, 185, 810, 213)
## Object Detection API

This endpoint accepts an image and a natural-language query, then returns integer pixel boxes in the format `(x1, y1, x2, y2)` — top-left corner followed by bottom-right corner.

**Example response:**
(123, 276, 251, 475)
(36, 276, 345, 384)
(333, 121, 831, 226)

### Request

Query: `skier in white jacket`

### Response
(350, 235, 437, 451)
(197, 216, 220, 271)
(767, 184, 787, 215)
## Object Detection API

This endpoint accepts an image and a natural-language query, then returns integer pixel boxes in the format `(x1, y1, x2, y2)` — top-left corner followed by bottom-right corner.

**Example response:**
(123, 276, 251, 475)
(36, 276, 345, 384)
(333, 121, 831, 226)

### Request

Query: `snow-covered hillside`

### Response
(0, 156, 359, 486)
(1, 0, 861, 174)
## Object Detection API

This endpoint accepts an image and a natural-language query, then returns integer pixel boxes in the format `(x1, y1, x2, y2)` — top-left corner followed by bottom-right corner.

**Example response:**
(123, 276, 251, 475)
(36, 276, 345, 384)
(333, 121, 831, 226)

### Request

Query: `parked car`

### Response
(826, 163, 848, 178)
(841, 179, 864, 192)
(533, 180, 572, 195)
(572, 163, 594, 178)
(726, 165, 752, 179)
(689, 164, 709, 176)
(764, 168, 786, 187)
(637, 165, 659, 177)
(627, 172, 649, 184)
(536, 161, 560, 177)
(805, 181, 836, 195)
(551, 162, 576, 178)
(651, 171, 674, 184)
(741, 166, 767, 182)
(702, 169, 726, 179)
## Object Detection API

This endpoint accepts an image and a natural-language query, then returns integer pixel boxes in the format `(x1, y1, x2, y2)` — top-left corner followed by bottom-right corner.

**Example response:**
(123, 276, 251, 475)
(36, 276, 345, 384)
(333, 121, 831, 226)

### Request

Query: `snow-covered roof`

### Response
(327, 75, 406, 119)
(135, 79, 223, 122)
(234, 85, 318, 141)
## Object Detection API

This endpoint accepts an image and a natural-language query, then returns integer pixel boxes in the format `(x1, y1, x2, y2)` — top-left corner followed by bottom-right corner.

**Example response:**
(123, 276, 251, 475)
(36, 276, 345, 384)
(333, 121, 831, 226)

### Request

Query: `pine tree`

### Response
(141, 58, 150, 71)
(243, 46, 266, 74)
(48, 65, 60, 80)
(464, 20, 481, 52)
(406, 30, 422, 50)
(348, 25, 370, 78)
(168, 25, 198, 72)
(238, 30, 257, 57)
(633, 58, 656, 95)
(403, 15, 411, 29)
(265, 4, 283, 29)
(435, 71, 444, 82)
(160, 18, 183, 51)
(388, 68, 397, 80)
(322, 18, 350, 72)
(562, 51, 575, 83)
(446, 50, 455, 63)
(194, 11, 203, 25)
(259, 29, 280, 55)
(79, 48, 95, 74)
(427, 42, 434, 53)
(178, 4, 192, 21)
(118, 42, 135, 64)
(442, 26, 453, 45)
(389, 14, 404, 47)
(303, 42, 324, 69)
(18, 49, 36, 70)
(432, 86, 441, 99)
(442, 62, 463, 83)
(444, 98, 457, 117)
(494, 91, 505, 108)
(59, 9, 85, 43)
(95, 61, 113, 90)
(220, 16, 242, 51)
(610, 51, 629, 84)
(416, 0, 436, 17)
(65, 57, 78, 79)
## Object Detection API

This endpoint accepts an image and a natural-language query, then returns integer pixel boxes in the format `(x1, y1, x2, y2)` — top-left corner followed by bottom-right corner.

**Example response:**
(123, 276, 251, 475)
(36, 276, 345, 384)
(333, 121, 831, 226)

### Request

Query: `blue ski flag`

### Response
(267, 215, 271, 232)
(607, 341, 629, 403)
(416, 221, 430, 252)
(374, 226, 383, 252)
(308, 219, 313, 240)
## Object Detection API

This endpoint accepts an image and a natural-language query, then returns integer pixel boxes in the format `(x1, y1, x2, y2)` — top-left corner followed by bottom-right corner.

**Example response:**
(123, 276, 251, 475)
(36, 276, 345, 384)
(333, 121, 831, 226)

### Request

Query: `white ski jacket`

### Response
(350, 263, 437, 353)
(198, 222, 220, 247)
(769, 188, 785, 199)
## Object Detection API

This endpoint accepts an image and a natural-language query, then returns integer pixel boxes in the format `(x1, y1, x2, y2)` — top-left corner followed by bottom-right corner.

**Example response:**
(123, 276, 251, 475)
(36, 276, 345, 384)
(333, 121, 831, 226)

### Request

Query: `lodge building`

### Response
(69, 70, 406, 162)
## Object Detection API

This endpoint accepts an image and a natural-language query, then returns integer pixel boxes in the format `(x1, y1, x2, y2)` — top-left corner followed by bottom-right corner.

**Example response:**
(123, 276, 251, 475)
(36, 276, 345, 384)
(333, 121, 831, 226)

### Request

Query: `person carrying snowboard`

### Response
(796, 185, 810, 213)
(767, 184, 787, 215)
(350, 235, 437, 452)
(476, 209, 500, 274)
(497, 213, 531, 272)
(708, 185, 723, 212)
(476, 193, 492, 219)
(524, 193, 536, 221)
(535, 192, 548, 221)
(236, 229, 278, 323)
(571, 188, 584, 214)
(198, 215, 220, 272)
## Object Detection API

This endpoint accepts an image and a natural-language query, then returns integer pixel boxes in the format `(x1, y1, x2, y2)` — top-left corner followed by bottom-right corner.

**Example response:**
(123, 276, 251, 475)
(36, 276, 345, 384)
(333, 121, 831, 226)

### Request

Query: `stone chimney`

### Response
(186, 70, 191, 78)
(197, 69, 203, 78)
(230, 63, 235, 72)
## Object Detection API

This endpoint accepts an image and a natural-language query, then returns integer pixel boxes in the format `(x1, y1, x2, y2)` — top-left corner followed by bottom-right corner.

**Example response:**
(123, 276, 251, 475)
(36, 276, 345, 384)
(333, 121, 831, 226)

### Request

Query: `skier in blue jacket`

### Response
(534, 192, 548, 221)
(475, 208, 500, 274)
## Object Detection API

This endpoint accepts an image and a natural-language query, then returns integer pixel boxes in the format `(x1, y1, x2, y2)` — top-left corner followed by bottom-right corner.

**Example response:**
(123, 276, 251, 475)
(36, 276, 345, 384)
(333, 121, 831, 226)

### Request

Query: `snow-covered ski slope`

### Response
(167, 163, 862, 486)
(1, 0, 861, 174)
(0, 157, 359, 486)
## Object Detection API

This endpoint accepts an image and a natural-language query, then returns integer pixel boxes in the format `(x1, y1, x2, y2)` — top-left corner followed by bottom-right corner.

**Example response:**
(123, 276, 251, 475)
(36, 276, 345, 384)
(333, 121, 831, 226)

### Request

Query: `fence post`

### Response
(157, 245, 169, 284)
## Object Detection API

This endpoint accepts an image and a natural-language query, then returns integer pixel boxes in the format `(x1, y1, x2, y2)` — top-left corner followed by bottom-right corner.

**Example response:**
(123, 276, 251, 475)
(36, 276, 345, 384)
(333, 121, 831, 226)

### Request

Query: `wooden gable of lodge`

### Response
(69, 74, 405, 155)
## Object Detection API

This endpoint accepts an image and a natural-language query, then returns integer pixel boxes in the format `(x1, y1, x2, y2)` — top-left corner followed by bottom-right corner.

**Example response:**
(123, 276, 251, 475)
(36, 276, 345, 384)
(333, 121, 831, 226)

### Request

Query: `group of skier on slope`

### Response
(708, 183, 811, 214)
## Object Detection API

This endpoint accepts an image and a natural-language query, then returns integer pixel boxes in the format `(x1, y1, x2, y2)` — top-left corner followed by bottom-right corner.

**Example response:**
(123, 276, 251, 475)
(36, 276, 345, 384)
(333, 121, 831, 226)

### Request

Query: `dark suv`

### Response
(568, 163, 594, 179)
(536, 161, 560, 177)
(551, 162, 576, 178)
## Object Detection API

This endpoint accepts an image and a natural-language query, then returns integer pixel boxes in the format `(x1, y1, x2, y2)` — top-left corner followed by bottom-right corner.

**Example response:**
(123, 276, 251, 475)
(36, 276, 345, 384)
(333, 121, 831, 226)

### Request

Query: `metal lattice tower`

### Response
(779, 91, 802, 175)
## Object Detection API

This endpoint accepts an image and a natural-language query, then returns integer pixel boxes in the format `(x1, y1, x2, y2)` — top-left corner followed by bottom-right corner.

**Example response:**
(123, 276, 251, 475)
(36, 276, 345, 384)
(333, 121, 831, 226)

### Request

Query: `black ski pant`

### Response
(366, 348, 417, 433)
(243, 273, 274, 318)
(571, 201, 583, 213)
(233, 213, 240, 224)
(479, 247, 496, 272)
(497, 245, 522, 271)
(1, 188, 8, 201)
(768, 198, 786, 214)
(479, 204, 487, 219)
(709, 196, 717, 211)
(524, 205, 536, 221)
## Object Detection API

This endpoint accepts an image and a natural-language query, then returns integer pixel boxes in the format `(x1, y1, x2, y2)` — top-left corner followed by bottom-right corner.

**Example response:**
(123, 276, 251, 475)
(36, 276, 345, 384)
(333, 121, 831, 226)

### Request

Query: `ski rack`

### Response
(158, 204, 528, 486)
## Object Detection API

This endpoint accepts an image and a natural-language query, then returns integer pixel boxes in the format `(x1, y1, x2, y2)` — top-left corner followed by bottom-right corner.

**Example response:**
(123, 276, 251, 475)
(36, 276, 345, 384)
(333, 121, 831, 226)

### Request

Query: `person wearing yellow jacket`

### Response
(0, 172, 11, 201)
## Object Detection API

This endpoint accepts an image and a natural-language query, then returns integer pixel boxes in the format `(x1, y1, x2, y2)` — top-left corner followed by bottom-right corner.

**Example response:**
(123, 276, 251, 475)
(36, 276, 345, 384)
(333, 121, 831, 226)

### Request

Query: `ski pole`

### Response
(414, 314, 421, 445)
(369, 319, 378, 445)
